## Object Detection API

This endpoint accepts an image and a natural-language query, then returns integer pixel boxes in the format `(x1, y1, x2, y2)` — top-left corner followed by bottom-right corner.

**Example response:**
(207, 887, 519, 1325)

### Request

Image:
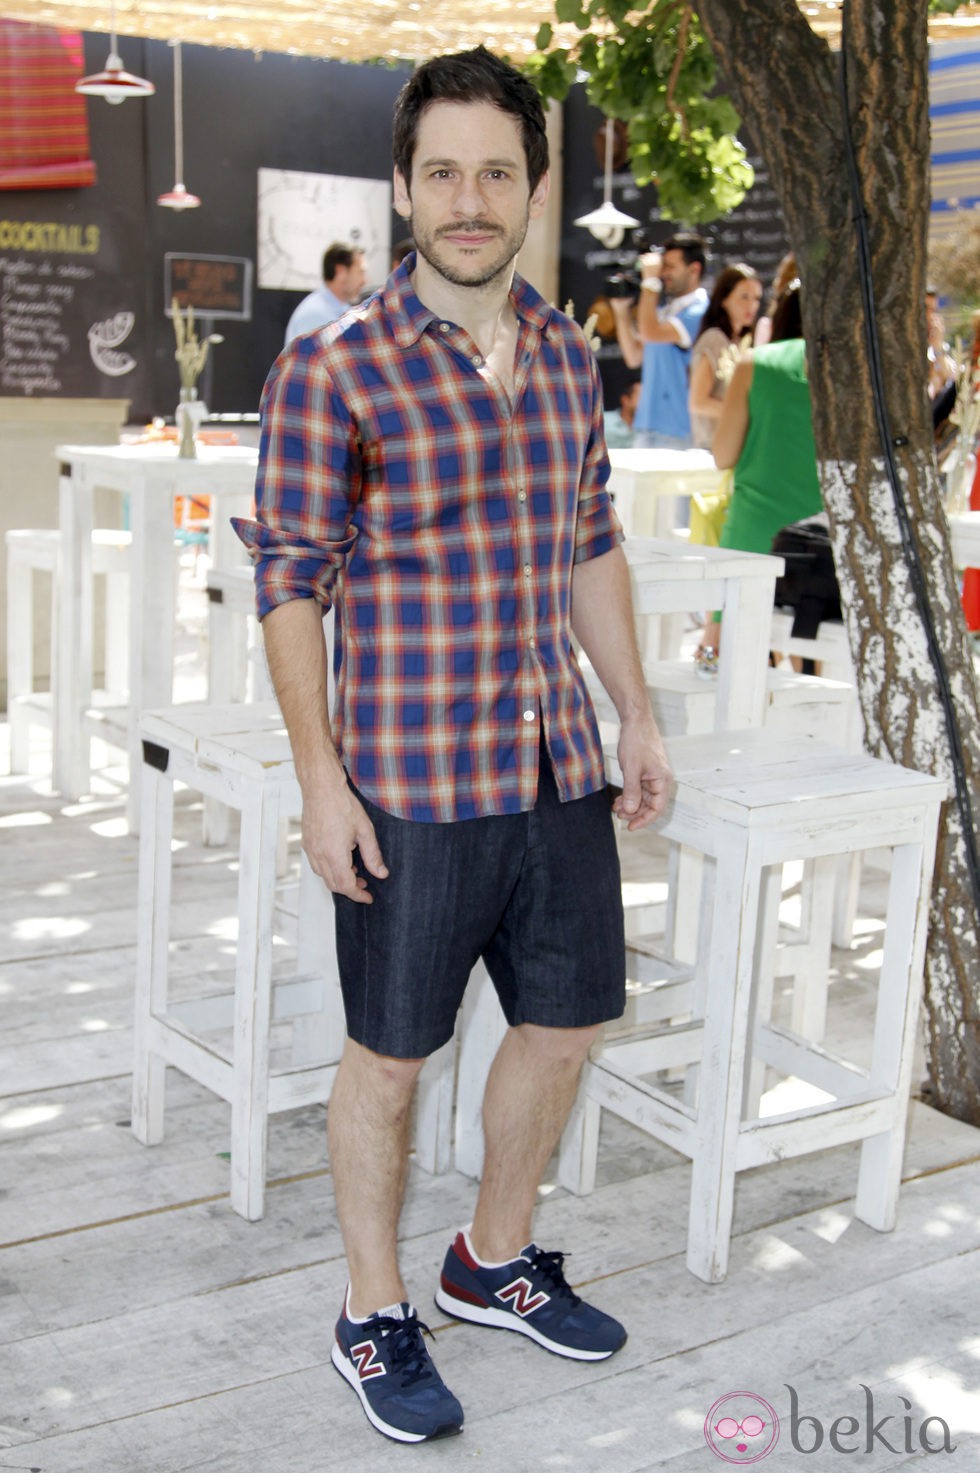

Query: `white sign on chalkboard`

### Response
(257, 168, 392, 293)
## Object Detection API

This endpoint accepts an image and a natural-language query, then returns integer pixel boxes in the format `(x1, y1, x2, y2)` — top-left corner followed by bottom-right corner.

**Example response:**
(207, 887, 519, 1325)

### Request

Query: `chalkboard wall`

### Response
(0, 34, 411, 422)
(0, 34, 787, 422)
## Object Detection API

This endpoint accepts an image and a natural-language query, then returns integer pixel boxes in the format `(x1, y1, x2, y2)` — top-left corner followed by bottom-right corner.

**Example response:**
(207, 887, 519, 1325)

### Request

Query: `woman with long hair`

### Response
(688, 262, 762, 450)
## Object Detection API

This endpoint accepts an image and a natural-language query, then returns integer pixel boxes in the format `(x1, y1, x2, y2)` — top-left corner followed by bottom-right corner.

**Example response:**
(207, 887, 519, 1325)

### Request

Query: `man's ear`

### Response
(393, 168, 412, 219)
(529, 169, 550, 220)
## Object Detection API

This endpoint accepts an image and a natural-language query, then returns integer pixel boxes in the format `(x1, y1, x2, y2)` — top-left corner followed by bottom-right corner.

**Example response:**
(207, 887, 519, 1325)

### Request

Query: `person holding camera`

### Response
(609, 231, 709, 449)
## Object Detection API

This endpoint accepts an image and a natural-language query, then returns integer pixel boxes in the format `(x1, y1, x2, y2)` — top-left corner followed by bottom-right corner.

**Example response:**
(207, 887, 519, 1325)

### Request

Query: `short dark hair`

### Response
(663, 231, 707, 276)
(392, 46, 549, 192)
(322, 242, 362, 283)
(695, 262, 759, 343)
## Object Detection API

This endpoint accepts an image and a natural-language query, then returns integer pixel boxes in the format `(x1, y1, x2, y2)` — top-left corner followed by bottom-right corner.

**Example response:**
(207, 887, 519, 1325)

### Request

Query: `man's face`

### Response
(621, 381, 641, 424)
(334, 252, 368, 303)
(660, 248, 700, 299)
(393, 100, 549, 290)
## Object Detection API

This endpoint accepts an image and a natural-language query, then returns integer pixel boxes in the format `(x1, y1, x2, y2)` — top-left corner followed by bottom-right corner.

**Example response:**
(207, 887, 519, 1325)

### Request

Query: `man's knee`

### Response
(514, 1021, 600, 1071)
(336, 1037, 427, 1108)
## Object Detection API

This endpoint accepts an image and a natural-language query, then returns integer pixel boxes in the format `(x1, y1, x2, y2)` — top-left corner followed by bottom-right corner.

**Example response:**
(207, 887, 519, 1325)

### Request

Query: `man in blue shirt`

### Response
(283, 241, 368, 346)
(611, 231, 708, 448)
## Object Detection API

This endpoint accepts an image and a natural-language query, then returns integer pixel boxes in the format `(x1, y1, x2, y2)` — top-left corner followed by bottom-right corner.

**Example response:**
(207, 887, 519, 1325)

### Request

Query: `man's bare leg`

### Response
(327, 1037, 426, 1315)
(469, 1022, 598, 1261)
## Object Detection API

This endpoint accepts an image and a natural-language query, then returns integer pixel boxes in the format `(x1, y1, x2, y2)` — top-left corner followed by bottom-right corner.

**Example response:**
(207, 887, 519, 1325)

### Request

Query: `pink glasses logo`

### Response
(704, 1391, 780, 1464)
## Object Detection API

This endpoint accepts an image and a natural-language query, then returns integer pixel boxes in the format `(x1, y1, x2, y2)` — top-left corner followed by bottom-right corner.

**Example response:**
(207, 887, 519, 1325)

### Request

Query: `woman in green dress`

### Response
(694, 283, 825, 675)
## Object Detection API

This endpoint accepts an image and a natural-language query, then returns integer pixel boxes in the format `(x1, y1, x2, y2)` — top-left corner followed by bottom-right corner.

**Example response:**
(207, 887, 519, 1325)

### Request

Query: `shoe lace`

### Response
(526, 1247, 582, 1308)
(371, 1311, 437, 1386)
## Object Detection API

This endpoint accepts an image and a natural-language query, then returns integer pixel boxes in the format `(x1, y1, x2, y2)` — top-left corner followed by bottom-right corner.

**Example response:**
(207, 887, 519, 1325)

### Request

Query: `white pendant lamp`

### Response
(75, 0, 155, 104)
(157, 41, 201, 210)
(574, 118, 640, 247)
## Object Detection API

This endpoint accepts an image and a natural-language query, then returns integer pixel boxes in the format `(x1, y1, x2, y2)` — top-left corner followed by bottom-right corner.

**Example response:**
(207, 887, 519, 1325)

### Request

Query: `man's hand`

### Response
(301, 781, 388, 903)
(613, 716, 673, 831)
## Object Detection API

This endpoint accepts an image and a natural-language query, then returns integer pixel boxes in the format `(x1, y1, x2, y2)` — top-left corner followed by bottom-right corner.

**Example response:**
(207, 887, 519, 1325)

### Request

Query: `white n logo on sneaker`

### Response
(350, 1339, 386, 1379)
(496, 1276, 549, 1317)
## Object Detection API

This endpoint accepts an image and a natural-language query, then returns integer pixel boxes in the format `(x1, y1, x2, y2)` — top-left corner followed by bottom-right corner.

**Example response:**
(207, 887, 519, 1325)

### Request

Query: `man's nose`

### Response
(451, 175, 488, 216)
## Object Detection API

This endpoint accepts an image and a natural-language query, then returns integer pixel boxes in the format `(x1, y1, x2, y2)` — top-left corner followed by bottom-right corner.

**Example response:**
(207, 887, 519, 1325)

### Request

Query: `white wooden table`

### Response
(53, 442, 257, 828)
(608, 447, 722, 539)
(624, 536, 783, 730)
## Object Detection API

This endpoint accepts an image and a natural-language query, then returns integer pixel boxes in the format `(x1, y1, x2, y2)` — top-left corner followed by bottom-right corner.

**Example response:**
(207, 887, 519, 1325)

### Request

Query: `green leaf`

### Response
(555, 0, 587, 24)
(535, 21, 553, 50)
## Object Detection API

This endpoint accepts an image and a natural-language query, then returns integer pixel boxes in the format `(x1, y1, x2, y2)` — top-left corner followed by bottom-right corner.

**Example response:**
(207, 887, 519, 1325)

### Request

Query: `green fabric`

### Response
(720, 337, 822, 554)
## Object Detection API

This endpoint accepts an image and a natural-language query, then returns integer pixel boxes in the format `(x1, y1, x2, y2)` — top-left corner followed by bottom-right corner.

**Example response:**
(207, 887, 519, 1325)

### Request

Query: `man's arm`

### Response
(571, 545, 672, 829)
(610, 298, 644, 369)
(263, 598, 387, 903)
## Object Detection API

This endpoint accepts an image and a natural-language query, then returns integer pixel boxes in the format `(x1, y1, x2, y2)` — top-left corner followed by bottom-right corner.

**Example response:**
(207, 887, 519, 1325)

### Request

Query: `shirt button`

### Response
(439, 322, 451, 333)
(518, 490, 528, 502)
(529, 635, 536, 647)
(471, 354, 483, 366)
(523, 564, 532, 577)
(523, 709, 536, 722)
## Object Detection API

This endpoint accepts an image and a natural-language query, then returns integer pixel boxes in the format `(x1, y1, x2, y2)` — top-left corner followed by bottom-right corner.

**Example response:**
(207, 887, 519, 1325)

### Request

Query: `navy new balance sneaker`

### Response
(435, 1229, 627, 1361)
(331, 1293, 464, 1443)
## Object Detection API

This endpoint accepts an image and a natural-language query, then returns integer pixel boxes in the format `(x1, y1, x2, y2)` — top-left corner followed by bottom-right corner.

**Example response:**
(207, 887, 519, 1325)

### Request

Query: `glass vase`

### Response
(176, 386, 207, 460)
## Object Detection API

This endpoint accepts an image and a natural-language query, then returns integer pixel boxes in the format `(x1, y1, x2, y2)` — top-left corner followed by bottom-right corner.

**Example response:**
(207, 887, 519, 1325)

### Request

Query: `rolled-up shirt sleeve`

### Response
(573, 349, 624, 565)
(233, 341, 361, 620)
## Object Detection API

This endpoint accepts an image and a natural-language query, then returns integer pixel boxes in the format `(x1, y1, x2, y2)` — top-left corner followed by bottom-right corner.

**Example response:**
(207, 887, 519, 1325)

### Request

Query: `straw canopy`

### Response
(3, 0, 980, 63)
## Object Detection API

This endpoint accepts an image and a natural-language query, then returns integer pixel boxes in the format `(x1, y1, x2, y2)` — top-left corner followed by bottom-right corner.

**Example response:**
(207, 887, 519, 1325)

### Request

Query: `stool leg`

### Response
(788, 855, 837, 1041)
(454, 961, 507, 1180)
(741, 862, 784, 1119)
(6, 549, 33, 774)
(855, 835, 935, 1232)
(132, 759, 174, 1145)
(229, 782, 282, 1220)
(415, 1040, 456, 1175)
(103, 569, 129, 700)
(291, 852, 345, 1066)
(557, 1067, 601, 1195)
(687, 831, 761, 1283)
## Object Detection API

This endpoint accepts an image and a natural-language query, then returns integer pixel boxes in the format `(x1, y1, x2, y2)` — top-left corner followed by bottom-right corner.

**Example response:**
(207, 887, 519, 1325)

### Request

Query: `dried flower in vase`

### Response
(172, 295, 223, 390)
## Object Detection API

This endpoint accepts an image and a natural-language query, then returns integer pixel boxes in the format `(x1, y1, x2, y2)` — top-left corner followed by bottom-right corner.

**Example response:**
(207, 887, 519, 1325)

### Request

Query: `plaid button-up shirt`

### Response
(235, 259, 623, 823)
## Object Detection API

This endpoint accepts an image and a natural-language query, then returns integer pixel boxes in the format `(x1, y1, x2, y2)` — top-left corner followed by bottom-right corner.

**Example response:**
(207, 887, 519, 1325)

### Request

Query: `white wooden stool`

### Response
(131, 701, 453, 1219)
(6, 527, 131, 773)
(558, 728, 944, 1284)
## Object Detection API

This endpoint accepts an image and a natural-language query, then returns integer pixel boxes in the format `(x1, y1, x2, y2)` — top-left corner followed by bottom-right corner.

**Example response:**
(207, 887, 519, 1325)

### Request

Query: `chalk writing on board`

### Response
(88, 312, 137, 377)
(0, 255, 83, 394)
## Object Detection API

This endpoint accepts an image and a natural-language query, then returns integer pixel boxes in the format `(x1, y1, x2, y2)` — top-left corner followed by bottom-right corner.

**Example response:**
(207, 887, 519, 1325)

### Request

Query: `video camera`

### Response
(602, 229, 655, 303)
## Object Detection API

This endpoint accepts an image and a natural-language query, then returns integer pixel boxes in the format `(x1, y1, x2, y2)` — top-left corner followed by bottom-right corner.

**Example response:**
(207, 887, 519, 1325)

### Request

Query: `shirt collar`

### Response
(384, 251, 560, 347)
(318, 282, 349, 316)
(667, 285, 708, 315)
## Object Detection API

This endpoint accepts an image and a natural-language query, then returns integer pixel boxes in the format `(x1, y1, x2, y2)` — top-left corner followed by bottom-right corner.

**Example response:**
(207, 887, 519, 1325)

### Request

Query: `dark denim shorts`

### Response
(334, 752, 626, 1059)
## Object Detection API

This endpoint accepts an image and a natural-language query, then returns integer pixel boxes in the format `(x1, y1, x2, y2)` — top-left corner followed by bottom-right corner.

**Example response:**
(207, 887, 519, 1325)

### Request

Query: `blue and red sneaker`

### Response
(435, 1229, 627, 1361)
(331, 1291, 464, 1443)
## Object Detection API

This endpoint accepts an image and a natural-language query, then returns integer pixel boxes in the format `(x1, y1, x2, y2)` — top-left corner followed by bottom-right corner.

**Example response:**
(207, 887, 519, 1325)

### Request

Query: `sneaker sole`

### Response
(434, 1285, 623, 1362)
(330, 1343, 463, 1443)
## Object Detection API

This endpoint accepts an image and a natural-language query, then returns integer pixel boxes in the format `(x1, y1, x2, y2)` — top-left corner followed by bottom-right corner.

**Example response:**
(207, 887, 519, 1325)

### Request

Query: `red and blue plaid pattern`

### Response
(236, 260, 622, 822)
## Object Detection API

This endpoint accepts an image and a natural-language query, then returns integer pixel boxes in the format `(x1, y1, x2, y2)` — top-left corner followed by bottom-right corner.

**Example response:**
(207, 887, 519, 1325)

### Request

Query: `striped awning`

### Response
(0, 18, 96, 189)
(930, 39, 980, 242)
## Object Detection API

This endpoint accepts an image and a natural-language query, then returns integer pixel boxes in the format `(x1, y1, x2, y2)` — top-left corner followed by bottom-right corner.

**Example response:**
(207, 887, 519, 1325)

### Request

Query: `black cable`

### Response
(838, 42, 980, 920)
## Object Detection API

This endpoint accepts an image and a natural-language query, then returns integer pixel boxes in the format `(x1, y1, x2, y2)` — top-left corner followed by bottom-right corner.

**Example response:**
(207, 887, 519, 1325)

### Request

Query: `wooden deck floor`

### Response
(3, 581, 980, 1471)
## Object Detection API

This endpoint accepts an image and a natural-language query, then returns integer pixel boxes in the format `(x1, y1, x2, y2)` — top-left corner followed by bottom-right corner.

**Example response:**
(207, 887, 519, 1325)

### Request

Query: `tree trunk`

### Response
(697, 0, 980, 1122)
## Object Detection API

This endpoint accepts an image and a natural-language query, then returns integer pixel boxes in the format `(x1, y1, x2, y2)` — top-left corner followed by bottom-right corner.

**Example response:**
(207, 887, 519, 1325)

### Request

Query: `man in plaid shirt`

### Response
(237, 47, 671, 1444)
